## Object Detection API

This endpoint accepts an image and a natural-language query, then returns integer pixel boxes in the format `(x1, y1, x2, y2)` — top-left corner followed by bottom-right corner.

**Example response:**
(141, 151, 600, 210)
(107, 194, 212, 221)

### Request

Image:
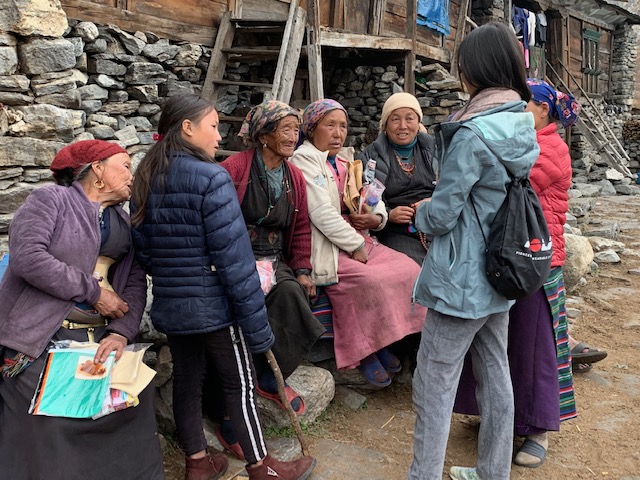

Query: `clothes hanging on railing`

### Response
(417, 0, 450, 36)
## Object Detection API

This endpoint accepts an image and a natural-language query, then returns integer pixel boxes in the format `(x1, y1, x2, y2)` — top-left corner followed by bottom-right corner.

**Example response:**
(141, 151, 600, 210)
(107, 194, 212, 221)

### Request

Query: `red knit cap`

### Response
(50, 140, 127, 176)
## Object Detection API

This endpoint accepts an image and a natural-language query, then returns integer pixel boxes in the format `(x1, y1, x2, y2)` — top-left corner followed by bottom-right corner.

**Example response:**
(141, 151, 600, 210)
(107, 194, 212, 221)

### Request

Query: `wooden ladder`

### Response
(202, 0, 307, 106)
(546, 60, 633, 178)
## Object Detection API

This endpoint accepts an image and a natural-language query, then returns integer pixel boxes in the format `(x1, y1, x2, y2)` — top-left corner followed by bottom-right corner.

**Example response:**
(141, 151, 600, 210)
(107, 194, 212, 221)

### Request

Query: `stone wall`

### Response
(0, 16, 212, 253)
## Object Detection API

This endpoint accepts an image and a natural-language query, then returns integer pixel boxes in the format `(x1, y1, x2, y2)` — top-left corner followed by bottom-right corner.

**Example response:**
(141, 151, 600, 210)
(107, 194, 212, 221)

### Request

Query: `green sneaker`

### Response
(449, 466, 482, 480)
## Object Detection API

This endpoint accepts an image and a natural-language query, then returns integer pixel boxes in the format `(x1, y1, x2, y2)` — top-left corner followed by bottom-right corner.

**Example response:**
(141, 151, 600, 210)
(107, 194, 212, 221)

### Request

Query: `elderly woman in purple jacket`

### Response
(0, 140, 164, 480)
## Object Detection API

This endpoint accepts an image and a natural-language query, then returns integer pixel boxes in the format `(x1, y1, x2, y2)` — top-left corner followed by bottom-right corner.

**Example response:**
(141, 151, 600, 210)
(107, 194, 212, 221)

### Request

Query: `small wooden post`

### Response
(404, 0, 416, 94)
(201, 11, 236, 102)
(265, 350, 310, 456)
(307, 0, 324, 100)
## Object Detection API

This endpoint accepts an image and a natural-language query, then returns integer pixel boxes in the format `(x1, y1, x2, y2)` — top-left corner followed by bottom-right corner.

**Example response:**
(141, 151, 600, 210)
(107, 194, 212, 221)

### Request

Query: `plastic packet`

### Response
(256, 256, 278, 295)
(30, 347, 115, 418)
(359, 178, 386, 214)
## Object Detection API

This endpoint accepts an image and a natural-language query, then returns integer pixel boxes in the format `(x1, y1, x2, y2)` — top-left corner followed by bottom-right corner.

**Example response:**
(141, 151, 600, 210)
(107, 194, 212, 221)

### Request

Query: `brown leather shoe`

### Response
(247, 453, 316, 480)
(185, 448, 229, 480)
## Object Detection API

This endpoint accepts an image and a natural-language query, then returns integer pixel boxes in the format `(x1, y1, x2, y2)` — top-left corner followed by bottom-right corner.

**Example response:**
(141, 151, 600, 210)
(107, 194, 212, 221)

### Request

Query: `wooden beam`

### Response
(275, 6, 307, 102)
(415, 42, 451, 64)
(201, 11, 235, 102)
(307, 0, 324, 100)
(61, 1, 222, 46)
(404, 0, 416, 94)
(270, 0, 298, 99)
(368, 0, 386, 36)
(451, 0, 470, 77)
(230, 0, 243, 19)
(318, 28, 413, 50)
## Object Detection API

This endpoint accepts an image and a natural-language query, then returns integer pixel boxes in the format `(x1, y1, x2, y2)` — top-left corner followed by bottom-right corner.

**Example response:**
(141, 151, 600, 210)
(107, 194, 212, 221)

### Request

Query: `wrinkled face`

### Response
(524, 100, 550, 131)
(385, 107, 420, 146)
(182, 108, 222, 156)
(310, 109, 348, 156)
(96, 152, 133, 202)
(261, 115, 300, 158)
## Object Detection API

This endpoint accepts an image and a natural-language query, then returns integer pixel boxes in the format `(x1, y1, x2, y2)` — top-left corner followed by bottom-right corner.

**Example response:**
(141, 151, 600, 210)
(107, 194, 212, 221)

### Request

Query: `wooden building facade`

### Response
(59, 0, 461, 78)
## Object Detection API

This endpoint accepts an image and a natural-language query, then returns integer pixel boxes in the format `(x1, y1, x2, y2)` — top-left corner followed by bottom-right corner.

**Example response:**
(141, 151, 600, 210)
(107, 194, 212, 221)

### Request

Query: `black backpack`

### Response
(471, 173, 552, 300)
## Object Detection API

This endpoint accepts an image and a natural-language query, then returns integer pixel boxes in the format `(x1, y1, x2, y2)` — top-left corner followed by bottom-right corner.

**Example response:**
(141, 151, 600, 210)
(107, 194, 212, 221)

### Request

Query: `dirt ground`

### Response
(163, 196, 640, 479)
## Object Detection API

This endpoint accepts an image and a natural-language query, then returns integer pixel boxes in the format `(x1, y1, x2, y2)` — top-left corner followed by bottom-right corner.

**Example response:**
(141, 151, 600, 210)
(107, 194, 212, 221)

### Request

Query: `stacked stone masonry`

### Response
(2, 12, 640, 252)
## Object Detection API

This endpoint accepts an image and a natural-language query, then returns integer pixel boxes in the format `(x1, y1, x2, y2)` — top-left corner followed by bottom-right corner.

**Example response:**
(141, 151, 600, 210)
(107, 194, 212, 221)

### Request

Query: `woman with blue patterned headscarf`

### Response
(527, 78, 581, 128)
(507, 78, 579, 467)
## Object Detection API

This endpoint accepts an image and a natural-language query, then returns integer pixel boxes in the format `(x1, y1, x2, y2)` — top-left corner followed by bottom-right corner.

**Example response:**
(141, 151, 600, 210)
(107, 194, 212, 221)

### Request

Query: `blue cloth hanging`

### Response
(0, 254, 8, 282)
(417, 0, 450, 36)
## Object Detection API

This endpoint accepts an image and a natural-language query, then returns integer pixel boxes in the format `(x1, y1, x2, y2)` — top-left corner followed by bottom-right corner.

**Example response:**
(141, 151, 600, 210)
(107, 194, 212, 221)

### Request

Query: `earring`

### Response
(263, 143, 268, 149)
(94, 179, 105, 190)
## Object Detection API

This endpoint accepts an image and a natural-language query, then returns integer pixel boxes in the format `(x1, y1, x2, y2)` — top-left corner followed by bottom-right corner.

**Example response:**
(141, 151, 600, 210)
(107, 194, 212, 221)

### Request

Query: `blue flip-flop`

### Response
(514, 438, 547, 468)
(377, 348, 402, 374)
(358, 355, 391, 387)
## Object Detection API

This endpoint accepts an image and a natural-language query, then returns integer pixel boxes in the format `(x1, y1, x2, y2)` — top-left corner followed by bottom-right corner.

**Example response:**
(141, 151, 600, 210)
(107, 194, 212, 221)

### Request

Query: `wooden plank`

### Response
(318, 28, 412, 50)
(345, 0, 370, 34)
(213, 79, 274, 88)
(61, 0, 224, 45)
(201, 11, 235, 101)
(275, 6, 307, 102)
(415, 42, 451, 64)
(369, 0, 386, 36)
(331, 0, 344, 29)
(222, 47, 281, 55)
(450, 0, 469, 77)
(270, 0, 298, 98)
(307, 0, 324, 100)
(404, 0, 416, 95)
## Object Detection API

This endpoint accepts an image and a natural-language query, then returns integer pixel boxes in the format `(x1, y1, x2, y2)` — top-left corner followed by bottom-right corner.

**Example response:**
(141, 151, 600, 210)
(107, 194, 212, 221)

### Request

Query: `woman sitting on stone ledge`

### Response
(290, 99, 426, 388)
(221, 100, 325, 418)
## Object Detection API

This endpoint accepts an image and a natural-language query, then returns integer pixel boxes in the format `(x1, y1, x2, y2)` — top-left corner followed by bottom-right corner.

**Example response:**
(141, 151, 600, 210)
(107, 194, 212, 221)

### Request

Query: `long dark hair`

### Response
(131, 94, 216, 225)
(457, 22, 530, 102)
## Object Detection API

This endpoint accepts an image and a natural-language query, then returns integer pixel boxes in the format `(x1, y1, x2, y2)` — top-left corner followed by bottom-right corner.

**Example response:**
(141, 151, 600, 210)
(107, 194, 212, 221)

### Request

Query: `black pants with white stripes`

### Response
(168, 326, 267, 463)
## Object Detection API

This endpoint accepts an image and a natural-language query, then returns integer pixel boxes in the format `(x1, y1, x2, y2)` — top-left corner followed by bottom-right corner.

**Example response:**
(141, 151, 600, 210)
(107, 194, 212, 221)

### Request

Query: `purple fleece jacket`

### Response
(0, 182, 147, 358)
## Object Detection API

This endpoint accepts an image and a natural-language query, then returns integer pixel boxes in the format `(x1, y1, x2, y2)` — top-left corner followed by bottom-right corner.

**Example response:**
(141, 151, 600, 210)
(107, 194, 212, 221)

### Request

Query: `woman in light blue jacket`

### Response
(408, 23, 540, 480)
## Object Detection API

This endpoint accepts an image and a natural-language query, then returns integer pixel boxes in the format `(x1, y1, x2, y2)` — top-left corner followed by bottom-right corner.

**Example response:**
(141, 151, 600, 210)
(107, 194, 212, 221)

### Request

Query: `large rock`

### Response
(564, 233, 595, 289)
(142, 39, 180, 63)
(34, 90, 82, 109)
(173, 44, 202, 67)
(73, 21, 99, 41)
(0, 46, 18, 75)
(0, 74, 29, 92)
(88, 56, 127, 76)
(18, 38, 76, 75)
(108, 25, 146, 55)
(0, 136, 65, 169)
(12, 104, 77, 142)
(256, 365, 335, 429)
(125, 62, 167, 85)
(0, 183, 36, 214)
(0, 0, 68, 37)
(588, 236, 625, 253)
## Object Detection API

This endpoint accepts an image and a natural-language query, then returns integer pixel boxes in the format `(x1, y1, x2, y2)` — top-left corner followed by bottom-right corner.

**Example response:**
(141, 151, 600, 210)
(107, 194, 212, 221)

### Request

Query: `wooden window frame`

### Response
(583, 29, 601, 94)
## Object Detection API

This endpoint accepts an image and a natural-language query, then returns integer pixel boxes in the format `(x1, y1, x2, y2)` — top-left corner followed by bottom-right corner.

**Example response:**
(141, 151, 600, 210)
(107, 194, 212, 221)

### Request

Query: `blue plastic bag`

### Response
(417, 0, 451, 36)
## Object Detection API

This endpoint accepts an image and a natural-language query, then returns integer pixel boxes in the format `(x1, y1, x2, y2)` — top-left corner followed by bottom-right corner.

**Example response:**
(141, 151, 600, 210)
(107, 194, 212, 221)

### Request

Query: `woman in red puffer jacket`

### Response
(509, 79, 581, 469)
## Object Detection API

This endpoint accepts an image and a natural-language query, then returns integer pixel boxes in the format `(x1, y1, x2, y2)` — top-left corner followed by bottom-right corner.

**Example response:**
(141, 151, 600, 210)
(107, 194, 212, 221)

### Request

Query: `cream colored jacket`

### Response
(290, 140, 388, 286)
